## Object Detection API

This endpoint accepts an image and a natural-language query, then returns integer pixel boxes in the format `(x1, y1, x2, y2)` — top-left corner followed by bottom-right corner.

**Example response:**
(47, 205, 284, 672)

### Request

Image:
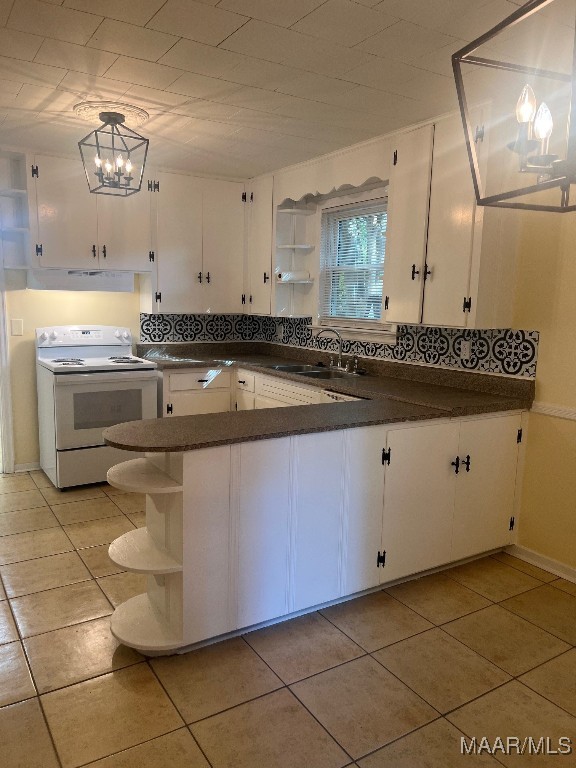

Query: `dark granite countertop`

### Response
(104, 344, 532, 453)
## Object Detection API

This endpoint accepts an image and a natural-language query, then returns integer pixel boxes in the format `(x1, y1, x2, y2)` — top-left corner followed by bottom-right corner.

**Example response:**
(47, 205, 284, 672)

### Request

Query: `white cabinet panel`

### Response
(236, 390, 255, 410)
(96, 190, 152, 270)
(35, 155, 98, 267)
(452, 414, 521, 561)
(384, 125, 434, 324)
(381, 421, 458, 582)
(254, 394, 291, 409)
(342, 426, 387, 595)
(292, 431, 345, 611)
(236, 438, 291, 627)
(167, 391, 231, 416)
(156, 171, 203, 313)
(247, 175, 273, 314)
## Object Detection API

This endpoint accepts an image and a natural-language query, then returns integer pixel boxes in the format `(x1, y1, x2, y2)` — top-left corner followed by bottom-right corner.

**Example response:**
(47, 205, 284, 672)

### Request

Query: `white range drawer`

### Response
(168, 369, 231, 392)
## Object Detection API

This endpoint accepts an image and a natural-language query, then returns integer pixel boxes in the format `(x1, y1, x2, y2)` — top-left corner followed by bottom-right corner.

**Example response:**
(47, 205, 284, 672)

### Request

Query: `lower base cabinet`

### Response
(107, 411, 523, 653)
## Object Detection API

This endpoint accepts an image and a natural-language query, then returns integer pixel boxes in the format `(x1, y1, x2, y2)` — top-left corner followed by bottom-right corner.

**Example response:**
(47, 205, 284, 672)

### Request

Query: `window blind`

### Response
(319, 200, 387, 323)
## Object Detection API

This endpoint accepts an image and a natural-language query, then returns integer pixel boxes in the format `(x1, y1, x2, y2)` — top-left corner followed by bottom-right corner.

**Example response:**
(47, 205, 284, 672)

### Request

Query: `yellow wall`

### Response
(4, 270, 141, 468)
(514, 212, 576, 568)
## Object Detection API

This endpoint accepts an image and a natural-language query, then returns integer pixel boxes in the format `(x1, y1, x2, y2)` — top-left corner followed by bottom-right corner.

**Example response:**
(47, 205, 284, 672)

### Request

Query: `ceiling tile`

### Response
(292, 0, 398, 47)
(0, 56, 67, 88)
(146, 0, 248, 46)
(374, 0, 494, 32)
(170, 74, 301, 114)
(158, 38, 244, 78)
(8, 0, 103, 45)
(58, 70, 132, 100)
(275, 71, 357, 101)
(273, 95, 384, 131)
(0, 0, 14, 25)
(324, 83, 419, 116)
(63, 0, 166, 26)
(0, 80, 23, 96)
(103, 56, 183, 89)
(224, 58, 299, 90)
(442, 0, 519, 41)
(122, 84, 191, 112)
(35, 39, 118, 77)
(166, 71, 234, 100)
(0, 29, 44, 62)
(171, 99, 241, 120)
(220, 19, 374, 76)
(14, 84, 78, 113)
(342, 55, 421, 93)
(87, 18, 179, 62)
(356, 20, 460, 63)
(411, 42, 464, 78)
(217, 0, 326, 28)
(354, 0, 383, 6)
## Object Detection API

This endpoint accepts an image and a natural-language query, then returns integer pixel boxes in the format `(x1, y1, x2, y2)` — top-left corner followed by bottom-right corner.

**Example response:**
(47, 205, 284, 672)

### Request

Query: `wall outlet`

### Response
(460, 340, 471, 360)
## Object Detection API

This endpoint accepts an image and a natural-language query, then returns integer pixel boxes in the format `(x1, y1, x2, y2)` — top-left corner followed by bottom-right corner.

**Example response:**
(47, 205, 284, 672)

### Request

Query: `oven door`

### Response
(53, 370, 157, 450)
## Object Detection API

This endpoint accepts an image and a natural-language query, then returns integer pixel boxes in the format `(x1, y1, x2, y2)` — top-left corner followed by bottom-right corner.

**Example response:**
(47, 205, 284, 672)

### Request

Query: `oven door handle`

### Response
(54, 371, 157, 385)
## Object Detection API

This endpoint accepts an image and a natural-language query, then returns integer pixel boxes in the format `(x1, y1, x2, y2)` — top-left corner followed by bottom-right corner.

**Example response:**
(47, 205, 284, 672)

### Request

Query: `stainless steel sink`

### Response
(297, 369, 357, 379)
(264, 364, 324, 373)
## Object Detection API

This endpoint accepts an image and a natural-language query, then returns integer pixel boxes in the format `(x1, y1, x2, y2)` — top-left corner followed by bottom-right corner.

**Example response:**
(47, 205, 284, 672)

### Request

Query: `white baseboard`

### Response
(14, 462, 41, 473)
(506, 544, 576, 583)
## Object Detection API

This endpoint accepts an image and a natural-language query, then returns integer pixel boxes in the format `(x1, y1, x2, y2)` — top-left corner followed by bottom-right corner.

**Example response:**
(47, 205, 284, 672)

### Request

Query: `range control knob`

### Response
(38, 331, 48, 342)
(114, 329, 121, 338)
(122, 330, 130, 340)
(49, 330, 58, 341)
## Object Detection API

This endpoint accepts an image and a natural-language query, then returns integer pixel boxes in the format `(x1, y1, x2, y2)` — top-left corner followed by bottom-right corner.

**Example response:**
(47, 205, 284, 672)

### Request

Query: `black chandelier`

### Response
(453, 0, 576, 212)
(78, 111, 149, 197)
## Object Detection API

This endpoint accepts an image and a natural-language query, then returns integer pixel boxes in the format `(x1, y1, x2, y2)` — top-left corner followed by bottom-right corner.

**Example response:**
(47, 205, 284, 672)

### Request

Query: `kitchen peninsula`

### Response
(103, 351, 532, 654)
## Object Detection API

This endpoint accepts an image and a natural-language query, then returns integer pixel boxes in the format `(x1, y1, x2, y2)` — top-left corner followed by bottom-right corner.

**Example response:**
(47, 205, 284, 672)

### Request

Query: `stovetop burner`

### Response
(52, 358, 85, 365)
(109, 356, 140, 364)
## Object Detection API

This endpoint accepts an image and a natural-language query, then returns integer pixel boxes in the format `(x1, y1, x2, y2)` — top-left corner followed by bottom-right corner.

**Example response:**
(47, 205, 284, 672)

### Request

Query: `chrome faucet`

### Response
(314, 327, 344, 369)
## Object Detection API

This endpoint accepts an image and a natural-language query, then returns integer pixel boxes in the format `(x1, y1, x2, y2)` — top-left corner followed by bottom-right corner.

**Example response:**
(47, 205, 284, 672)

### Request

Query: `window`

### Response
(319, 199, 387, 326)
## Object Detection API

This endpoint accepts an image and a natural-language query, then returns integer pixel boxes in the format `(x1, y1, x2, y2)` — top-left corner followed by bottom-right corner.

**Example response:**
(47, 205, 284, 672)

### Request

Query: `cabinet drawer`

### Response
(168, 369, 231, 392)
(236, 370, 255, 392)
(255, 375, 321, 405)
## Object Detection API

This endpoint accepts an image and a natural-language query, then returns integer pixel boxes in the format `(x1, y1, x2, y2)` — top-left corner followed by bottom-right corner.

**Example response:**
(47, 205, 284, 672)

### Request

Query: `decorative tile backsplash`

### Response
(140, 314, 539, 378)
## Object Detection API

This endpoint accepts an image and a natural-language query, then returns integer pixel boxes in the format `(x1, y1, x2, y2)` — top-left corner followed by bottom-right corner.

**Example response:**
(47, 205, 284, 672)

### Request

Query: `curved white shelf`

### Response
(276, 278, 314, 284)
(107, 457, 183, 494)
(277, 208, 315, 216)
(109, 528, 182, 574)
(110, 594, 181, 652)
(276, 244, 314, 250)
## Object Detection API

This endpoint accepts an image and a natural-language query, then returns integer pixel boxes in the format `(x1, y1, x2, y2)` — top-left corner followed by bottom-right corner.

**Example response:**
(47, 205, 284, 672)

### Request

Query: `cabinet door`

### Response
(422, 112, 479, 327)
(254, 394, 291, 409)
(202, 178, 245, 313)
(34, 155, 98, 267)
(381, 422, 459, 583)
(96, 186, 152, 270)
(236, 438, 291, 627)
(156, 172, 203, 313)
(247, 176, 273, 314)
(383, 125, 434, 324)
(236, 390, 255, 410)
(167, 390, 230, 416)
(451, 414, 521, 561)
(292, 431, 345, 611)
(342, 426, 387, 595)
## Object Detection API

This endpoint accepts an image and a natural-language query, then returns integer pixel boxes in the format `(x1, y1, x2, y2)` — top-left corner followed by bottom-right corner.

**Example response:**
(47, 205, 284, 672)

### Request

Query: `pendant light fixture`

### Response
(75, 102, 150, 196)
(452, 0, 576, 212)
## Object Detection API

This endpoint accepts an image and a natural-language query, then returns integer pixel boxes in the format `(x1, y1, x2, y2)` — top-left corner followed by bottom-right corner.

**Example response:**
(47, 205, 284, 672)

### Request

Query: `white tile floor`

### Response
(1, 470, 576, 767)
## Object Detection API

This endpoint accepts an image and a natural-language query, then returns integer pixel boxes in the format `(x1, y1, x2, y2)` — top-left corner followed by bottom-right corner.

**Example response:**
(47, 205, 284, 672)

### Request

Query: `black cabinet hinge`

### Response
(384, 295, 389, 311)
(166, 403, 173, 415)
(250, 192, 253, 202)
(241, 293, 246, 305)
(382, 448, 391, 465)
(31, 164, 39, 178)
(35, 243, 42, 256)
(155, 292, 161, 303)
(249, 294, 253, 304)
(147, 180, 160, 192)
(393, 149, 398, 166)
(509, 516, 515, 531)
(377, 550, 386, 567)
(463, 296, 472, 312)
(263, 272, 270, 284)
(242, 192, 247, 202)
(517, 428, 523, 443)
(148, 251, 155, 263)
(475, 125, 485, 143)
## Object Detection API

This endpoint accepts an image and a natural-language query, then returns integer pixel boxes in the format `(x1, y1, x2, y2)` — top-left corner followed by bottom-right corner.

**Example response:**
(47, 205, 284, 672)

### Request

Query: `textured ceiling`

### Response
(0, 0, 568, 179)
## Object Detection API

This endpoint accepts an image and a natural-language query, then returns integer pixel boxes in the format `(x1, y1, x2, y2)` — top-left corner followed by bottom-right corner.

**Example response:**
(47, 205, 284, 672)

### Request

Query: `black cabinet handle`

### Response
(263, 272, 270, 283)
(92, 244, 97, 258)
(102, 244, 107, 259)
(197, 378, 209, 383)
(424, 264, 432, 281)
(198, 272, 203, 283)
(238, 380, 246, 384)
(451, 456, 460, 474)
(205, 272, 211, 283)
(411, 264, 419, 280)
(462, 455, 471, 472)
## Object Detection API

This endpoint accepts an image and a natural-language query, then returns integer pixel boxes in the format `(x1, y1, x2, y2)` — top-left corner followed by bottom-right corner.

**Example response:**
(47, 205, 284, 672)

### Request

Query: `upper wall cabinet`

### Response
(244, 175, 273, 315)
(31, 155, 153, 271)
(384, 112, 519, 328)
(155, 172, 245, 314)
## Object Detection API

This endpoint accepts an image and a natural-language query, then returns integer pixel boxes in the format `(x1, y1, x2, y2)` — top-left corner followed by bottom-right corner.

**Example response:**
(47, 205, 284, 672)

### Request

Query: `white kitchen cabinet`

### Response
(0, 150, 32, 268)
(235, 437, 291, 627)
(155, 172, 245, 313)
(235, 369, 255, 410)
(451, 413, 521, 560)
(245, 175, 273, 315)
(32, 154, 153, 270)
(254, 373, 323, 407)
(161, 368, 231, 417)
(381, 421, 459, 582)
(383, 112, 518, 328)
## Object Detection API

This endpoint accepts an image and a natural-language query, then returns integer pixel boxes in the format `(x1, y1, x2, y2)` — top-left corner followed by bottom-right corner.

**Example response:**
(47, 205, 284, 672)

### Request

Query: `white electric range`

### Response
(36, 325, 157, 488)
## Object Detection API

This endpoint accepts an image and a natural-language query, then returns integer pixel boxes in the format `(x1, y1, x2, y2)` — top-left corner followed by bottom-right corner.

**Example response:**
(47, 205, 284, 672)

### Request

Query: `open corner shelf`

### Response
(107, 457, 183, 494)
(110, 593, 182, 653)
(276, 278, 314, 284)
(277, 207, 315, 216)
(108, 528, 182, 574)
(276, 244, 314, 250)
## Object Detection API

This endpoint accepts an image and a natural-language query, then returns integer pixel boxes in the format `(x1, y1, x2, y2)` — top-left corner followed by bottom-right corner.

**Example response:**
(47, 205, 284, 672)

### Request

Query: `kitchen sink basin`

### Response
(259, 363, 324, 373)
(297, 369, 357, 379)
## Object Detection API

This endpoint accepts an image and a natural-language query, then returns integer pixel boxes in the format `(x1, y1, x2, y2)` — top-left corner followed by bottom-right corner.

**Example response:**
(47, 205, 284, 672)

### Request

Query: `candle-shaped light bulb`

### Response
(533, 102, 553, 140)
(516, 84, 537, 123)
(116, 154, 123, 169)
(104, 159, 113, 174)
(94, 156, 102, 168)
(125, 159, 132, 174)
